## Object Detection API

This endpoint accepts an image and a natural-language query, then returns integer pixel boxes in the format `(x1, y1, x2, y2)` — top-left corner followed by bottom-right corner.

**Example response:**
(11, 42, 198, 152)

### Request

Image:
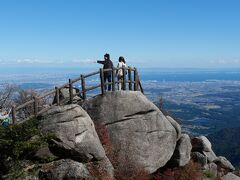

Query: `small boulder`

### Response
(203, 150, 217, 163)
(191, 152, 207, 167)
(191, 136, 217, 162)
(191, 136, 212, 152)
(39, 159, 90, 179)
(222, 172, 240, 180)
(214, 156, 235, 171)
(166, 134, 192, 167)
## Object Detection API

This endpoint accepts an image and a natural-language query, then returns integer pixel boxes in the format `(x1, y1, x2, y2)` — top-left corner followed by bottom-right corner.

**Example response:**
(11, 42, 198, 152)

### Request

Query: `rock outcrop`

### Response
(190, 135, 237, 179)
(191, 136, 217, 162)
(214, 156, 235, 171)
(191, 152, 208, 167)
(38, 104, 105, 162)
(82, 91, 179, 173)
(3, 91, 238, 179)
(37, 104, 114, 179)
(39, 159, 90, 179)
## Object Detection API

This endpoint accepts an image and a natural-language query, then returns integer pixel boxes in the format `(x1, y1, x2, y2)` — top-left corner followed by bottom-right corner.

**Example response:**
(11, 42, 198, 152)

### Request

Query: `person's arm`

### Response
(97, 60, 105, 65)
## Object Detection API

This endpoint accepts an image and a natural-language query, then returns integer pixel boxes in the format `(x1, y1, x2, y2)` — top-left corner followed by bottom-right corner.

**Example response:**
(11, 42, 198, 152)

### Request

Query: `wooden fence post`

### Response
(33, 96, 38, 117)
(128, 67, 132, 90)
(55, 87, 60, 105)
(136, 70, 144, 94)
(69, 79, 73, 104)
(112, 68, 115, 91)
(81, 75, 86, 100)
(122, 67, 126, 90)
(11, 105, 16, 124)
(100, 68, 105, 95)
(134, 67, 138, 91)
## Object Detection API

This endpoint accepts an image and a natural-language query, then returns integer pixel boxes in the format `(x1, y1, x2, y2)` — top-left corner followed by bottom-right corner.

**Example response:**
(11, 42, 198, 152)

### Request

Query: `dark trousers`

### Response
(104, 73, 112, 91)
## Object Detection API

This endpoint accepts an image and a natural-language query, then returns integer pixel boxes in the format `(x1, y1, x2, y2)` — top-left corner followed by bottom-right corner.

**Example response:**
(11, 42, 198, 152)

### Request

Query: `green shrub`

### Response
(204, 170, 215, 180)
(0, 118, 55, 178)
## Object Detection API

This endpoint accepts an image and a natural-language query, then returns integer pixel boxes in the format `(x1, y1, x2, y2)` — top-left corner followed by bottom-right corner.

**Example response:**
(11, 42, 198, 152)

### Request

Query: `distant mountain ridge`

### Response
(208, 127, 240, 167)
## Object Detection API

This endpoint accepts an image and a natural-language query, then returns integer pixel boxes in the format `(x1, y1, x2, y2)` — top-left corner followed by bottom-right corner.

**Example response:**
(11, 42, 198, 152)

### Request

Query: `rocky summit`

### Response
(1, 91, 239, 180)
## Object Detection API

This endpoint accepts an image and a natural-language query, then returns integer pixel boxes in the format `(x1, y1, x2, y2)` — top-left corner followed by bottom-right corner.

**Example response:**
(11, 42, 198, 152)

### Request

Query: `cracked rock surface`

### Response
(38, 104, 106, 162)
(82, 91, 178, 173)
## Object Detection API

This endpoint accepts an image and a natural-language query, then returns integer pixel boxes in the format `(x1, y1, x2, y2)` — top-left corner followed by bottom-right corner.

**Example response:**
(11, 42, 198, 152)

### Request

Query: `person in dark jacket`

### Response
(97, 53, 114, 91)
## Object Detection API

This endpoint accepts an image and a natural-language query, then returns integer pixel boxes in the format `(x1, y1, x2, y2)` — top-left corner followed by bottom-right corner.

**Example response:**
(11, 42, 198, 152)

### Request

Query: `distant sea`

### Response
(1, 66, 240, 85)
(139, 68, 240, 82)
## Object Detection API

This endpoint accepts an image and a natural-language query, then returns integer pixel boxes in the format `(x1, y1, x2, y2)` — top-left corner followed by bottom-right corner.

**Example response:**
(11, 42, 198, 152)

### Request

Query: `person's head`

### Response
(104, 53, 110, 60)
(119, 56, 126, 63)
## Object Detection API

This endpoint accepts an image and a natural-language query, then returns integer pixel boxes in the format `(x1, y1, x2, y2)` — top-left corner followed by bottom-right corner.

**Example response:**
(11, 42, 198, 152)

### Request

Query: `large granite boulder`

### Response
(38, 104, 105, 162)
(82, 91, 178, 173)
(166, 134, 192, 167)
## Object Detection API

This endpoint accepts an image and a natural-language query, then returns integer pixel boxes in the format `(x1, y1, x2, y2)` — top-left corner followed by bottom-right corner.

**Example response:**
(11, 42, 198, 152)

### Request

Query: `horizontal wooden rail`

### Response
(85, 84, 101, 92)
(71, 77, 81, 83)
(84, 71, 99, 78)
(12, 66, 143, 124)
(58, 83, 69, 89)
(103, 67, 132, 73)
(15, 99, 34, 111)
(38, 90, 56, 99)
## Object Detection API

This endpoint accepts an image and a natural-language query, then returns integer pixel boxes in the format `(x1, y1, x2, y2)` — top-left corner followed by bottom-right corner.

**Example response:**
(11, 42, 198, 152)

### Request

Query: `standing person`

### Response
(116, 56, 127, 90)
(97, 53, 114, 91)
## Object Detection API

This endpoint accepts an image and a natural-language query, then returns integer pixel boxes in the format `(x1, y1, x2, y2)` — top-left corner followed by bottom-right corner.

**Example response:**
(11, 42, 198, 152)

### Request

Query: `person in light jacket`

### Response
(116, 56, 127, 90)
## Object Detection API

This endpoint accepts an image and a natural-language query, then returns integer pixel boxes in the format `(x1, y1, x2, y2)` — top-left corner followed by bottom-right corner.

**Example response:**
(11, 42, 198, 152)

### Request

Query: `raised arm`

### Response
(97, 60, 105, 65)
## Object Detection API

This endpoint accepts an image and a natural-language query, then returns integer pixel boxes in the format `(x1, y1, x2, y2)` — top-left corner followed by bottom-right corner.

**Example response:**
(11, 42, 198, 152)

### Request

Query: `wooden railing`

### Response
(11, 67, 143, 124)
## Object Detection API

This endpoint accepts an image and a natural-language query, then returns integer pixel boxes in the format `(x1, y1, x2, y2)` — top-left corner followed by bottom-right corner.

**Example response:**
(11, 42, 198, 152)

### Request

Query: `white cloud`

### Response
(0, 59, 7, 64)
(210, 58, 240, 65)
(16, 59, 55, 64)
(72, 59, 96, 64)
(233, 58, 240, 64)
(218, 59, 227, 64)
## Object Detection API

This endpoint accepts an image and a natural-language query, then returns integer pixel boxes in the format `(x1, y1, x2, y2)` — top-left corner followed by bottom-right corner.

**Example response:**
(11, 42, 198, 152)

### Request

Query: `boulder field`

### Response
(11, 91, 237, 179)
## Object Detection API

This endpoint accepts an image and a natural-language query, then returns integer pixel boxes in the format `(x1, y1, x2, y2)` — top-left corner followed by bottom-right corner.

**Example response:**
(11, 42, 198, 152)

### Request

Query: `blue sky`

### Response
(0, 0, 240, 68)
